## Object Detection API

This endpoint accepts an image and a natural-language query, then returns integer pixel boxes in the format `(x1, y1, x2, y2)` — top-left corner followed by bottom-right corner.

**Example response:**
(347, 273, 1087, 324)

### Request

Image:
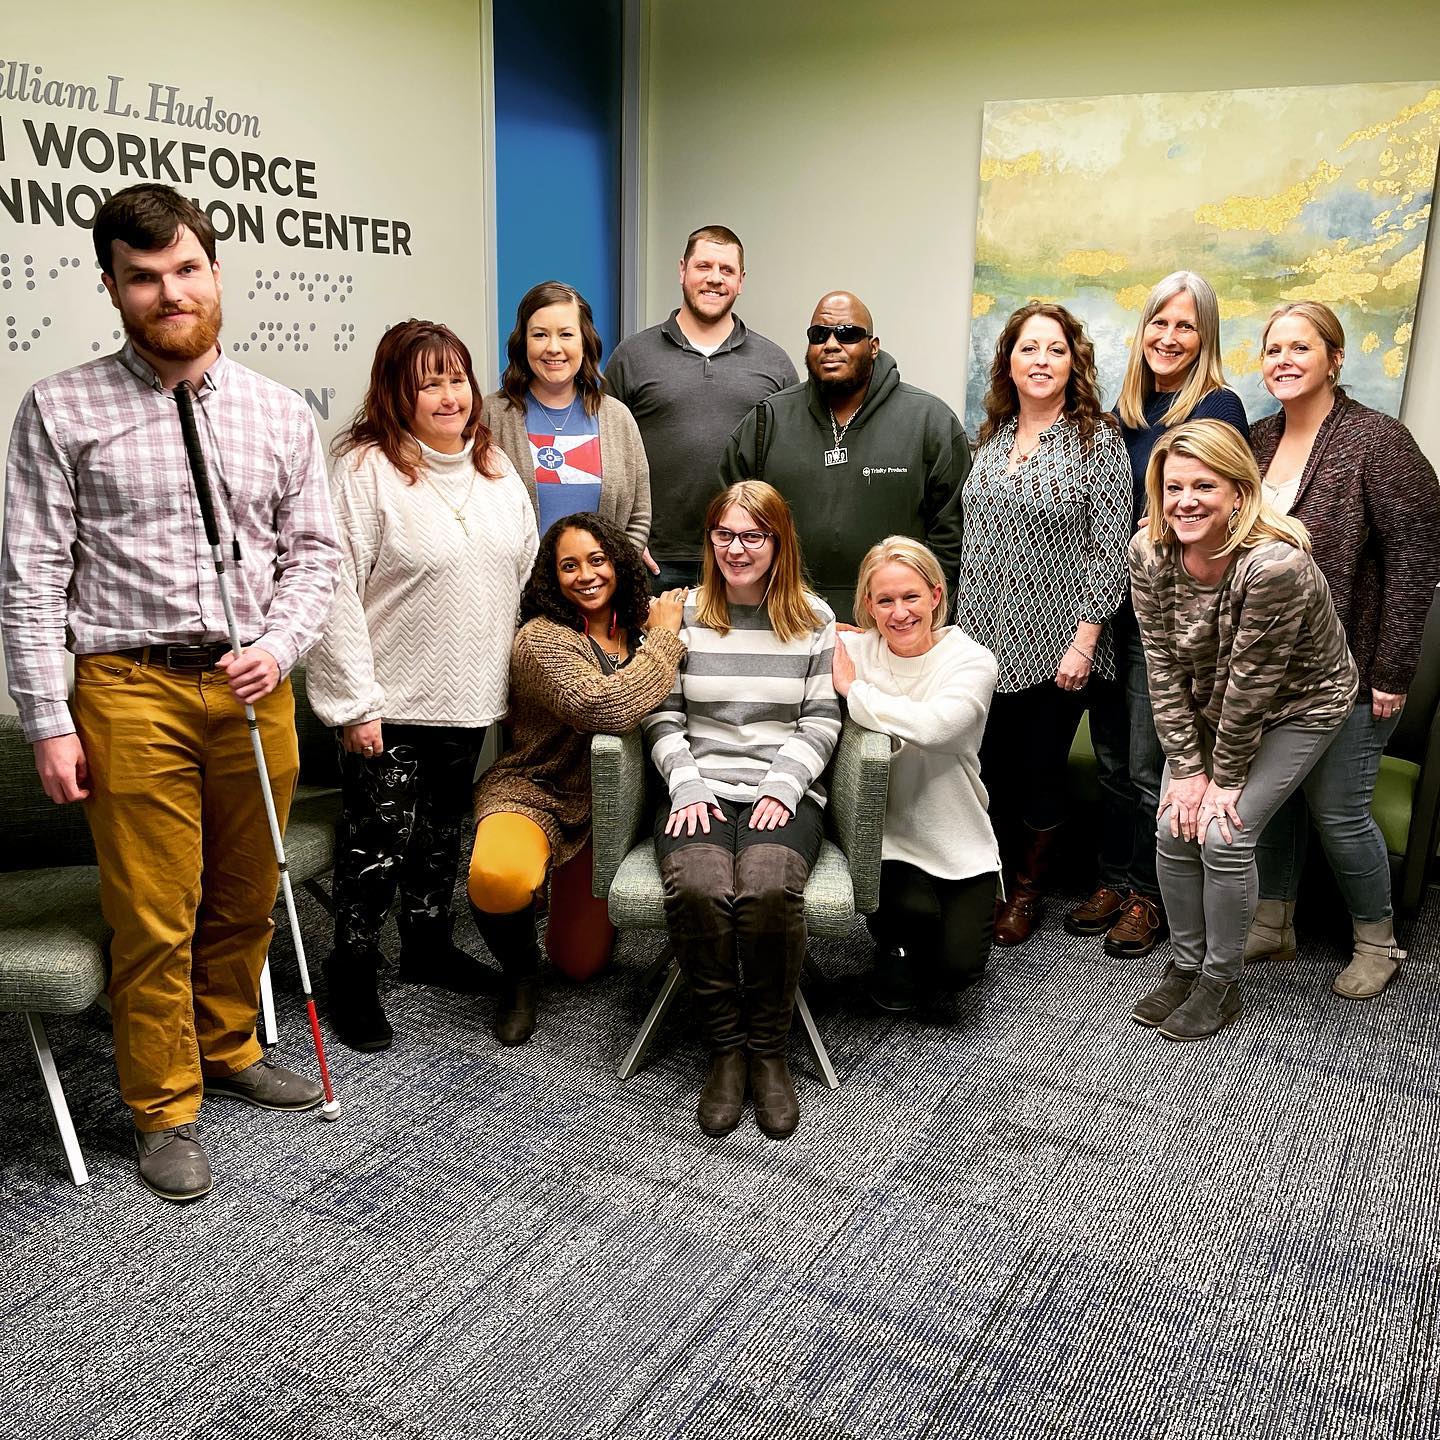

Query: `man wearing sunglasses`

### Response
(717, 291, 968, 619)
(604, 225, 796, 591)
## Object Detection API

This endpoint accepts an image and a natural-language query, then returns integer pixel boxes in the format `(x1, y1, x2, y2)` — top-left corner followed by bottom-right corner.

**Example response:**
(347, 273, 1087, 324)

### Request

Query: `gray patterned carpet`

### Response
(3, 875, 1439, 1440)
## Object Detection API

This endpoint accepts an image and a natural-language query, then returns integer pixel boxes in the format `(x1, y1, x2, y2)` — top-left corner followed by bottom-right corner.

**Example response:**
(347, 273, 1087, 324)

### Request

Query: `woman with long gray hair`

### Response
(1069, 272, 1249, 964)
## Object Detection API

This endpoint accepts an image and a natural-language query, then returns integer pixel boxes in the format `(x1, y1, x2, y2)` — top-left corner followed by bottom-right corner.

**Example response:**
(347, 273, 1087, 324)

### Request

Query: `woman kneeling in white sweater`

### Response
(833, 538, 1002, 1011)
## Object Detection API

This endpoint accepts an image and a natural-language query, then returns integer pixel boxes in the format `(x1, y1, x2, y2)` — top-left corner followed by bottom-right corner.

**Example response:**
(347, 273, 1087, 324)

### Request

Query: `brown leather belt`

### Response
(112, 642, 239, 671)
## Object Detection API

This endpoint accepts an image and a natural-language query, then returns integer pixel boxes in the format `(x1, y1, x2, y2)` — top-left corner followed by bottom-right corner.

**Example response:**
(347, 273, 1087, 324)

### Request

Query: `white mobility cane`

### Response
(174, 381, 340, 1120)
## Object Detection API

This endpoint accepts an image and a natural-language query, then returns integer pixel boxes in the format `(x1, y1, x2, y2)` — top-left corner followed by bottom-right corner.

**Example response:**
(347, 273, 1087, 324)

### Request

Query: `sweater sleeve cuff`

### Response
(669, 778, 717, 811)
(758, 775, 804, 812)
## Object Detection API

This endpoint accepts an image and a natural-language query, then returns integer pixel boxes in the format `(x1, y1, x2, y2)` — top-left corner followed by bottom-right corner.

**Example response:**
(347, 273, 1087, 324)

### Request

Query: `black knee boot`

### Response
(397, 910, 490, 993)
(737, 845, 809, 1140)
(323, 945, 393, 1053)
(660, 846, 747, 1137)
(469, 902, 541, 1046)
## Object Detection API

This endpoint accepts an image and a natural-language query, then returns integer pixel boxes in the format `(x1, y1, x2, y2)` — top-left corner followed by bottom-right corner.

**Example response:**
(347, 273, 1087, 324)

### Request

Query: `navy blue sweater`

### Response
(1117, 386, 1249, 525)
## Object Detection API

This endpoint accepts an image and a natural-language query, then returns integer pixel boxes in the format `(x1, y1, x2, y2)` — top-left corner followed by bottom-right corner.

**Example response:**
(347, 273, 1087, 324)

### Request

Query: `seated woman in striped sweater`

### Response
(642, 480, 841, 1142)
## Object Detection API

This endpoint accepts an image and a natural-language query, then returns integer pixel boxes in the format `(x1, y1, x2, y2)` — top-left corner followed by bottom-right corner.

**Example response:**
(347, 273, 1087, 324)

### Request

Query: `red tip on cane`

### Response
(304, 998, 338, 1115)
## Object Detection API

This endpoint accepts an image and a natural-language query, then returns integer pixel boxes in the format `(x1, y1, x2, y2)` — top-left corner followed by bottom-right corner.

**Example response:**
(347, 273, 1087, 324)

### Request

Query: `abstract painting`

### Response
(967, 83, 1438, 423)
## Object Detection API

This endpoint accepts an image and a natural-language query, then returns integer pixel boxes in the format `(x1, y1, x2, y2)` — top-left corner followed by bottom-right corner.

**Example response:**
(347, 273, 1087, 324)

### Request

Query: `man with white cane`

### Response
(1, 184, 342, 1202)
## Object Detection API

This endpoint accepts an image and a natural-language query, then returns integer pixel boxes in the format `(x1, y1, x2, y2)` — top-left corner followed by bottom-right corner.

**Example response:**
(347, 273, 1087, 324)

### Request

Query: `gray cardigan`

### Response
(480, 390, 651, 550)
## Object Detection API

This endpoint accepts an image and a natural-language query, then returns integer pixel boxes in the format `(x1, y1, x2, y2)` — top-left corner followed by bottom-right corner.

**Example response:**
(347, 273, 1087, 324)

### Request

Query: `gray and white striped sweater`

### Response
(642, 597, 841, 813)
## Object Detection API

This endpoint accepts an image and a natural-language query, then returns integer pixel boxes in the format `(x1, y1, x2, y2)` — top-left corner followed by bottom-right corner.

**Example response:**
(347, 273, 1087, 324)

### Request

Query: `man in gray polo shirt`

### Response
(604, 225, 796, 589)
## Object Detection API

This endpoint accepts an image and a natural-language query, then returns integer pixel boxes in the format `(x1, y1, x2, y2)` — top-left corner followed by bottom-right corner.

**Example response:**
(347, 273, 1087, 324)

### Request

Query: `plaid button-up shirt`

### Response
(2, 343, 341, 741)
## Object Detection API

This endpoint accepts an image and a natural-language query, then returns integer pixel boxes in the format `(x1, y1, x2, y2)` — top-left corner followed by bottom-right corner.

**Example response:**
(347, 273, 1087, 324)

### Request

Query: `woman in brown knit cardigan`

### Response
(1247, 301, 1440, 998)
(467, 513, 685, 1045)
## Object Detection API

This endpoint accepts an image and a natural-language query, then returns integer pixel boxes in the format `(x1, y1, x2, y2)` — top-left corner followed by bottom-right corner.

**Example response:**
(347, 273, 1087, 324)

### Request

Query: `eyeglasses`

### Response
(806, 324, 870, 346)
(709, 527, 772, 550)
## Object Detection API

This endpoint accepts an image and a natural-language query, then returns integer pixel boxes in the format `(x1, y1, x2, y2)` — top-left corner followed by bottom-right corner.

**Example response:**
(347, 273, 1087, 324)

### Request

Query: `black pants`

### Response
(1085, 611, 1165, 900)
(331, 723, 487, 959)
(867, 861, 998, 989)
(651, 559, 701, 593)
(979, 683, 1086, 840)
(655, 797, 823, 1055)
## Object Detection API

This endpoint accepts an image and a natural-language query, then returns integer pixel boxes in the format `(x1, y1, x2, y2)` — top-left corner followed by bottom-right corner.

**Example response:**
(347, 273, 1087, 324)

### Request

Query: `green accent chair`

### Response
(590, 717, 891, 1086)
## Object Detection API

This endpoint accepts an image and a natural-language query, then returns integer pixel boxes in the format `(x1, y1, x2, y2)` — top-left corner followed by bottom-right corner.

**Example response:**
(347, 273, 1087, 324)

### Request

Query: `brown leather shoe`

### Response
(994, 884, 1041, 947)
(1104, 894, 1168, 958)
(1064, 886, 1127, 936)
(697, 1048, 747, 1136)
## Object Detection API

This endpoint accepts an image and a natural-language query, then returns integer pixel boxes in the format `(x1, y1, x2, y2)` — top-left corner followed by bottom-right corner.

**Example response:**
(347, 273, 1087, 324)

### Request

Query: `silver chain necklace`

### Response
(536, 393, 579, 435)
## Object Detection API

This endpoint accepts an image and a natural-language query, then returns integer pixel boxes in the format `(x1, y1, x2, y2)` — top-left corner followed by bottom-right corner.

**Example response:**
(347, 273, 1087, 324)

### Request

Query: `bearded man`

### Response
(717, 291, 969, 619)
(604, 224, 795, 589)
(1, 183, 341, 1202)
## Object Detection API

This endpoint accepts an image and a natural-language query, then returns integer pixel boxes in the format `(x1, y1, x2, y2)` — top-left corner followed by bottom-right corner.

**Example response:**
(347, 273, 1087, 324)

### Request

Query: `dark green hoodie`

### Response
(717, 352, 969, 619)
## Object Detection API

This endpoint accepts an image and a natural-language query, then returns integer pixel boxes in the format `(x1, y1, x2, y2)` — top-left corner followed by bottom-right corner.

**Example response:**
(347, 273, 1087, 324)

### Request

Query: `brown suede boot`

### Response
(737, 843, 809, 1141)
(994, 823, 1060, 948)
(697, 1049, 748, 1137)
(1131, 962, 1198, 1028)
(660, 846, 749, 1135)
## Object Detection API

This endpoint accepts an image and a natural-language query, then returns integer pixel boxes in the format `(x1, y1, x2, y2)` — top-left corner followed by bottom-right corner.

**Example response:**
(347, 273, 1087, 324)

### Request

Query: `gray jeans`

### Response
(1155, 719, 1344, 982)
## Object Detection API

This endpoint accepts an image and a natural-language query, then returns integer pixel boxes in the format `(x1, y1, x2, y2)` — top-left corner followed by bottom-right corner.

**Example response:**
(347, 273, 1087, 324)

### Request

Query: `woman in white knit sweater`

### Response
(833, 538, 1001, 1012)
(307, 320, 538, 1053)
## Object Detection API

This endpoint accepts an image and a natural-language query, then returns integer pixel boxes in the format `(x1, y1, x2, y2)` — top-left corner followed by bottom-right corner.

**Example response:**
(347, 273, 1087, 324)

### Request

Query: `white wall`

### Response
(641, 0, 1440, 457)
(0, 0, 492, 711)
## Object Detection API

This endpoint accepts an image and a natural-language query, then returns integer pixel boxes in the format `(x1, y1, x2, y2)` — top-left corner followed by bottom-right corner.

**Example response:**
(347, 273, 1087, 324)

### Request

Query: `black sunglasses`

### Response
(806, 324, 871, 346)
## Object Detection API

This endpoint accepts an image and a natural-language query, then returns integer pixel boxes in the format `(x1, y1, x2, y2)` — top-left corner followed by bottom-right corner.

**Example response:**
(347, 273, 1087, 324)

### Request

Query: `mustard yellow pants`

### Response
(72, 654, 298, 1131)
(467, 812, 614, 980)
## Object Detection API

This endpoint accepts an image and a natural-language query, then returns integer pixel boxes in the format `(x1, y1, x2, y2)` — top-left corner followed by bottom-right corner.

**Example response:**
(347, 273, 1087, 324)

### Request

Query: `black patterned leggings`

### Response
(331, 723, 487, 960)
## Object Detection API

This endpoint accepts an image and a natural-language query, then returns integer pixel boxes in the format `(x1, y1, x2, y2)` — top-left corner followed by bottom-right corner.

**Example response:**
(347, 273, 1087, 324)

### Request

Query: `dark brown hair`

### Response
(520, 512, 653, 634)
(977, 302, 1116, 448)
(93, 183, 217, 276)
(333, 320, 501, 483)
(499, 281, 604, 417)
(683, 225, 745, 270)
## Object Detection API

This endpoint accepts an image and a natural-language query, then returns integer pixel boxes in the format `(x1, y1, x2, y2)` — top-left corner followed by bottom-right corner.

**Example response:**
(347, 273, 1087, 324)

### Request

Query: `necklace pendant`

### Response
(824, 446, 848, 467)
(454, 512, 470, 536)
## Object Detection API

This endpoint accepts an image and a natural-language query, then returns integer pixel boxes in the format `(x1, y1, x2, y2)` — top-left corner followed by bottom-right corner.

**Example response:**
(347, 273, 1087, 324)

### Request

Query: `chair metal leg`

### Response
(618, 955, 684, 1080)
(24, 1013, 90, 1186)
(258, 956, 279, 1046)
(794, 986, 840, 1090)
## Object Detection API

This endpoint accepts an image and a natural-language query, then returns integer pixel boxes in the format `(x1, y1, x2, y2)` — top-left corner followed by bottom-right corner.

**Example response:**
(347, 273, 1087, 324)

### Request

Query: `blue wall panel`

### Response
(492, 0, 623, 367)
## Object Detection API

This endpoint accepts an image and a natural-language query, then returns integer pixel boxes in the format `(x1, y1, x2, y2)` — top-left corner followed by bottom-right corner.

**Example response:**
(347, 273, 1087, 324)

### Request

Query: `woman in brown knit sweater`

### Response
(1247, 302, 1440, 999)
(468, 513, 686, 1044)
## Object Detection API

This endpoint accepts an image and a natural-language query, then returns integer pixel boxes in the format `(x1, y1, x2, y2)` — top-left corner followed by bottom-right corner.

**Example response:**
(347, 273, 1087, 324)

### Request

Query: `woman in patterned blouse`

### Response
(955, 303, 1132, 948)
(1246, 301, 1440, 998)
(1129, 420, 1357, 1041)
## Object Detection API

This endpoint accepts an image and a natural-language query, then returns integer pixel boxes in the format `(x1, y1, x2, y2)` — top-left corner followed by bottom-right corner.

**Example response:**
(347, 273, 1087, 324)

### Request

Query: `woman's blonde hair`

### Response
(1261, 301, 1346, 387)
(853, 537, 948, 632)
(1144, 419, 1310, 557)
(696, 479, 822, 643)
(1115, 271, 1229, 430)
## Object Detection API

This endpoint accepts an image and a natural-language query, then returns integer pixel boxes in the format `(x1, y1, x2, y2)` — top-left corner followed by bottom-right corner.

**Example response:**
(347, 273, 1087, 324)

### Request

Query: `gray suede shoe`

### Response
(206, 1059, 323, 1112)
(135, 1123, 212, 1203)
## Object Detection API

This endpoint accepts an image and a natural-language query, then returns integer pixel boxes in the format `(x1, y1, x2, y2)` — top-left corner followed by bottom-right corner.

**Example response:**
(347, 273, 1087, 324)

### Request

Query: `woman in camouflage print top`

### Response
(1127, 420, 1357, 1042)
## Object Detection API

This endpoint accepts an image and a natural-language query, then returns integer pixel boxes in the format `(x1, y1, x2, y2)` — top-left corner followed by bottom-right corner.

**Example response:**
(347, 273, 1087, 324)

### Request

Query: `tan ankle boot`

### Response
(1244, 899, 1296, 963)
(1333, 919, 1404, 999)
